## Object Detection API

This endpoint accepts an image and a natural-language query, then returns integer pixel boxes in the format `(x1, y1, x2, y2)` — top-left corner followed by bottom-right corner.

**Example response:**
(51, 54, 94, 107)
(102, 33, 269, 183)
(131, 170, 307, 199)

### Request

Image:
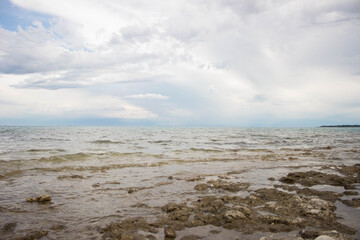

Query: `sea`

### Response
(0, 127, 359, 239)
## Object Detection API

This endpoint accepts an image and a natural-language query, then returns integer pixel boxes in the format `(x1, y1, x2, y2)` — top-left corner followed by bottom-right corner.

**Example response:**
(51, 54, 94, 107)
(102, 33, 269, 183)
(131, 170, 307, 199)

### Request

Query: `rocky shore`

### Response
(99, 164, 360, 240)
(1, 163, 359, 240)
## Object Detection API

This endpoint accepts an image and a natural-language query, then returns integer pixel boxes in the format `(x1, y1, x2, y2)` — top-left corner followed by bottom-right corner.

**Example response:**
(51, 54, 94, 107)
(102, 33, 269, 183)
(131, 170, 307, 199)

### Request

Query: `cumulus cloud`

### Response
(0, 0, 359, 125)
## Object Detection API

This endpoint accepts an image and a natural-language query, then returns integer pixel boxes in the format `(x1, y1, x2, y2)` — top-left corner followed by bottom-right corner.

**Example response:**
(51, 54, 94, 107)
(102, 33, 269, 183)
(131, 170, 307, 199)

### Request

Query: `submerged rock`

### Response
(194, 179, 250, 192)
(26, 195, 51, 203)
(194, 183, 210, 191)
(1, 222, 16, 232)
(341, 198, 360, 208)
(14, 230, 48, 240)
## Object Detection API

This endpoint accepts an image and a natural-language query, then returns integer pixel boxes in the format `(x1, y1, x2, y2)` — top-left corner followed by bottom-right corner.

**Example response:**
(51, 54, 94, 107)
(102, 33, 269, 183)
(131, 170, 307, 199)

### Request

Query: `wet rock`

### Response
(121, 232, 146, 240)
(162, 203, 186, 213)
(131, 203, 150, 208)
(255, 188, 293, 201)
(279, 177, 295, 184)
(164, 226, 176, 238)
(1, 222, 16, 232)
(26, 195, 51, 203)
(300, 229, 352, 240)
(146, 234, 156, 240)
(186, 176, 205, 182)
(105, 181, 121, 185)
(343, 191, 358, 196)
(180, 235, 201, 240)
(341, 198, 360, 208)
(50, 224, 66, 231)
(15, 230, 48, 240)
(268, 177, 275, 181)
(208, 179, 249, 192)
(194, 184, 210, 191)
(308, 198, 336, 211)
(209, 229, 221, 234)
(161, 203, 192, 223)
(296, 188, 343, 202)
(58, 175, 85, 180)
(315, 236, 335, 240)
(279, 171, 355, 188)
(224, 210, 247, 221)
(336, 164, 360, 181)
(101, 217, 152, 239)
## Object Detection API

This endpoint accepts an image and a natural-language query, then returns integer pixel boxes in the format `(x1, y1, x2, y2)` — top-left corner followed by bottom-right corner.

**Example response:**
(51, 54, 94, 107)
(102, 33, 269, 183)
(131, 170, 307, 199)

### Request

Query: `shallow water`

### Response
(0, 127, 359, 239)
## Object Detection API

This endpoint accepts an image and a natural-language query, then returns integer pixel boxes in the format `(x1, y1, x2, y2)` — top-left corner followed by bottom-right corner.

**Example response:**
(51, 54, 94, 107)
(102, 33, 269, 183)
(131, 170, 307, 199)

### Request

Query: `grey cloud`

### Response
(12, 79, 85, 90)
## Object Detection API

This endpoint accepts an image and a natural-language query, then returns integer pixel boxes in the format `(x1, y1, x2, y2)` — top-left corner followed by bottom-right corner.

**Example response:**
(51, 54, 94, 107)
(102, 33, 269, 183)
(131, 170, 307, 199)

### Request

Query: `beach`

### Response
(0, 127, 359, 239)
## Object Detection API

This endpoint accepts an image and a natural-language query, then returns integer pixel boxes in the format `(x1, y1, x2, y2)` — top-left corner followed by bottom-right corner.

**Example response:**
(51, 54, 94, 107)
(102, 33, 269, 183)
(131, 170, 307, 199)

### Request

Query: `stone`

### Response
(194, 184, 209, 191)
(314, 236, 335, 240)
(180, 235, 201, 240)
(26, 195, 51, 203)
(1, 222, 16, 232)
(341, 198, 360, 208)
(164, 227, 176, 238)
(224, 210, 246, 221)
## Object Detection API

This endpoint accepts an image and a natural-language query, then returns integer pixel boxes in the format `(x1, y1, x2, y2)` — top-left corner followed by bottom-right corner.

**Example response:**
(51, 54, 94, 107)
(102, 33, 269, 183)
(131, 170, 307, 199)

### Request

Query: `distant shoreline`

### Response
(320, 125, 360, 128)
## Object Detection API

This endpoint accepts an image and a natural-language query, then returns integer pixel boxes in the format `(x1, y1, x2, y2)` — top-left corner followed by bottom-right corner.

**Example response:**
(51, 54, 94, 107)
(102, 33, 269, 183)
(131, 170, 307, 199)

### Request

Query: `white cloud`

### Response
(0, 0, 359, 125)
(0, 74, 157, 119)
(125, 94, 169, 100)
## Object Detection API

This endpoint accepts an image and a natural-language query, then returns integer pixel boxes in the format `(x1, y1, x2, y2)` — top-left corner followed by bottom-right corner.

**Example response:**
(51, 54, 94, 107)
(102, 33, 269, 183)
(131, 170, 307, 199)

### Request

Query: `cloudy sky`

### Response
(0, 0, 359, 126)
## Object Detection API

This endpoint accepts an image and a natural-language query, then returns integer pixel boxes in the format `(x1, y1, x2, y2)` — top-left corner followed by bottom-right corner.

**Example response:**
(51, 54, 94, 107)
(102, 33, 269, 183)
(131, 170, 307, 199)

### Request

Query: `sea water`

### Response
(0, 127, 359, 239)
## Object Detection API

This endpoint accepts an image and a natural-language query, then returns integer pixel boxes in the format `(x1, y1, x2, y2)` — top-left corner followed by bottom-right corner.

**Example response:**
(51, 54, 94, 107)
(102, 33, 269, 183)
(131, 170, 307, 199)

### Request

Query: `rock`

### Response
(92, 183, 100, 188)
(341, 198, 360, 208)
(168, 176, 174, 180)
(194, 183, 209, 191)
(308, 198, 336, 211)
(15, 230, 48, 240)
(164, 227, 176, 238)
(209, 229, 221, 234)
(58, 175, 85, 179)
(161, 203, 185, 213)
(1, 222, 16, 232)
(314, 236, 335, 240)
(50, 224, 66, 231)
(279, 171, 355, 188)
(146, 235, 156, 240)
(128, 188, 135, 194)
(211, 199, 224, 209)
(26, 195, 51, 203)
(343, 191, 358, 196)
(224, 210, 246, 221)
(208, 179, 249, 192)
(233, 206, 252, 217)
(180, 235, 201, 240)
(279, 177, 295, 184)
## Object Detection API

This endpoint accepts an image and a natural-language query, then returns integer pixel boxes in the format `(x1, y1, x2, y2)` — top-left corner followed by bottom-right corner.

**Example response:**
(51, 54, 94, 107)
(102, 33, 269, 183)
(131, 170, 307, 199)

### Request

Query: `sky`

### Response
(0, 0, 359, 127)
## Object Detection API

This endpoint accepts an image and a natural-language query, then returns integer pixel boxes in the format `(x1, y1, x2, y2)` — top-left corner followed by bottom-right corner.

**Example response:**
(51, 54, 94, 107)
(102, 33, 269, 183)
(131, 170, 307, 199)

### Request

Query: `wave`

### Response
(189, 148, 223, 153)
(91, 140, 125, 144)
(38, 137, 70, 142)
(37, 153, 90, 163)
(27, 148, 66, 153)
(148, 140, 172, 144)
